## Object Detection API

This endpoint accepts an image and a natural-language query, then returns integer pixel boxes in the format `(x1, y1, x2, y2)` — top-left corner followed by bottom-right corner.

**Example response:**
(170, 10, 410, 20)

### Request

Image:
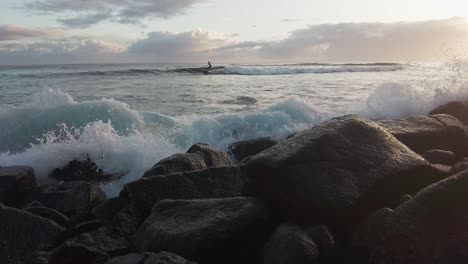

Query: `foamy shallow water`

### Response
(1, 62, 467, 196)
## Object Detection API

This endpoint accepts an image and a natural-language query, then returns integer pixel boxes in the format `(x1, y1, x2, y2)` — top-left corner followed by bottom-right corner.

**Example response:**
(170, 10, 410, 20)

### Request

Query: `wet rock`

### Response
(399, 194, 413, 204)
(378, 114, 468, 156)
(136, 197, 273, 264)
(263, 224, 319, 264)
(49, 158, 122, 183)
(430, 101, 468, 125)
(422, 149, 456, 165)
(105, 252, 197, 264)
(30, 181, 106, 223)
(92, 197, 124, 220)
(0, 166, 36, 207)
(306, 225, 335, 255)
(0, 203, 64, 264)
(25, 206, 70, 228)
(120, 166, 242, 216)
(244, 115, 440, 226)
(142, 143, 234, 178)
(354, 170, 468, 264)
(449, 161, 468, 175)
(430, 164, 451, 176)
(228, 137, 277, 163)
(33, 242, 110, 264)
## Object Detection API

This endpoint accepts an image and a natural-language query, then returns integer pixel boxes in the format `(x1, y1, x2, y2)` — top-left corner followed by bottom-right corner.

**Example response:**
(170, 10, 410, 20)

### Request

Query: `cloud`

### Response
(57, 13, 112, 28)
(0, 24, 62, 41)
(0, 39, 123, 65)
(2, 18, 468, 64)
(127, 29, 230, 62)
(255, 17, 468, 62)
(27, 0, 206, 27)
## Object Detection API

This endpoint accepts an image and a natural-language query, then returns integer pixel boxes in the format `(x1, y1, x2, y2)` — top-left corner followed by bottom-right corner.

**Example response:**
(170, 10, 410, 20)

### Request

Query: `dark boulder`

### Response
(0, 203, 64, 264)
(263, 224, 320, 264)
(49, 158, 122, 183)
(306, 225, 335, 255)
(244, 115, 440, 227)
(120, 166, 242, 216)
(353, 170, 468, 264)
(30, 181, 106, 223)
(92, 197, 124, 220)
(430, 101, 468, 125)
(25, 206, 70, 228)
(422, 149, 456, 165)
(142, 143, 234, 178)
(228, 137, 277, 163)
(136, 197, 273, 264)
(105, 252, 197, 264)
(31, 241, 110, 264)
(0, 166, 36, 207)
(449, 161, 468, 175)
(378, 114, 468, 156)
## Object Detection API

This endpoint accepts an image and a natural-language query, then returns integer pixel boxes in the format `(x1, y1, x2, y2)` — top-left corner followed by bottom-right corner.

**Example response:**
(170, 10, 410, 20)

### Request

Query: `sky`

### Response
(1, 0, 468, 64)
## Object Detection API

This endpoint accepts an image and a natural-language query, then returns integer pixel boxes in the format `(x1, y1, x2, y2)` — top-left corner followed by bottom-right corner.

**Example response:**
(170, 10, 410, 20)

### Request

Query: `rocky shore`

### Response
(2, 100, 468, 264)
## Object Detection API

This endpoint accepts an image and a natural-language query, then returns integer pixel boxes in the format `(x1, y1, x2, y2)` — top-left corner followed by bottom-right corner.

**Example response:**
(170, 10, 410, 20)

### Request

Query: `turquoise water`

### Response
(0, 62, 466, 195)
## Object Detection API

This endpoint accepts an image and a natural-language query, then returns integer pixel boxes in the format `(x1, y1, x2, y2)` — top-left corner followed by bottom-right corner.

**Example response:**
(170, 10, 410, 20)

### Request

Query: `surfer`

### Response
(208, 61, 212, 69)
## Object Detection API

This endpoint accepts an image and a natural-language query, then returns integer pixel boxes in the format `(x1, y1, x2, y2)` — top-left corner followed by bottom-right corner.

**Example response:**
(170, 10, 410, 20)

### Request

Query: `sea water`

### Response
(1, 62, 467, 195)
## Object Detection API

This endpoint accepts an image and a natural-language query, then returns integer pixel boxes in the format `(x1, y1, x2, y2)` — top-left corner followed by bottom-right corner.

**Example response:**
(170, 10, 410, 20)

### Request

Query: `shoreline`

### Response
(2, 99, 468, 263)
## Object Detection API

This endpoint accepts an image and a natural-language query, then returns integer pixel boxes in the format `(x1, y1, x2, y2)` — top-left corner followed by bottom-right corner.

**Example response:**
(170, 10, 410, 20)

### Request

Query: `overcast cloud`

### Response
(1, 18, 467, 64)
(27, 0, 206, 27)
(0, 24, 62, 41)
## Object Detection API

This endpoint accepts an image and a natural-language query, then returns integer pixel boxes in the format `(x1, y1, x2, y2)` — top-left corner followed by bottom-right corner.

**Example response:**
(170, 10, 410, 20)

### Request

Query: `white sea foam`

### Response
(1, 77, 468, 196)
(223, 65, 404, 75)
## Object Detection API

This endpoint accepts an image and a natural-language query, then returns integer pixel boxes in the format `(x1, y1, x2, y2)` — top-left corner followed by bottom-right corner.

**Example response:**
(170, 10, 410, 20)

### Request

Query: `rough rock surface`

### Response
(142, 143, 234, 178)
(0, 203, 64, 264)
(25, 206, 70, 228)
(430, 101, 468, 125)
(422, 149, 456, 165)
(244, 115, 440, 226)
(263, 224, 320, 264)
(92, 197, 123, 220)
(354, 170, 468, 264)
(228, 137, 277, 163)
(30, 181, 106, 223)
(378, 114, 468, 156)
(105, 252, 197, 264)
(0, 166, 36, 207)
(449, 161, 468, 175)
(120, 166, 242, 216)
(136, 197, 272, 264)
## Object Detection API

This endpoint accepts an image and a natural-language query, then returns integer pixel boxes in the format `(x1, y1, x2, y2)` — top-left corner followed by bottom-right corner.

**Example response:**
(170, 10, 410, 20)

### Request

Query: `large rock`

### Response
(0, 203, 64, 264)
(228, 137, 277, 163)
(92, 197, 124, 220)
(32, 242, 110, 264)
(263, 224, 320, 264)
(244, 115, 441, 226)
(136, 197, 273, 264)
(449, 161, 468, 175)
(30, 181, 106, 223)
(422, 149, 456, 165)
(430, 101, 468, 125)
(120, 166, 242, 216)
(49, 158, 122, 183)
(25, 206, 70, 228)
(105, 252, 197, 264)
(378, 114, 468, 156)
(0, 166, 36, 207)
(142, 143, 234, 178)
(353, 170, 468, 264)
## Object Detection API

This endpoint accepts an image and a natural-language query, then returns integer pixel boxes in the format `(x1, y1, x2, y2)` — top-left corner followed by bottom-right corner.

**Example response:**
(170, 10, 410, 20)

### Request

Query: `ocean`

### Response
(1, 62, 467, 195)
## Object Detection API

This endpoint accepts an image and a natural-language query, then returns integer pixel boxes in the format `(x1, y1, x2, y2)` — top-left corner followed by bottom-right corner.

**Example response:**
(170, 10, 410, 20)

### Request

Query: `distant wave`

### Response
(10, 63, 404, 77)
(222, 65, 404, 75)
